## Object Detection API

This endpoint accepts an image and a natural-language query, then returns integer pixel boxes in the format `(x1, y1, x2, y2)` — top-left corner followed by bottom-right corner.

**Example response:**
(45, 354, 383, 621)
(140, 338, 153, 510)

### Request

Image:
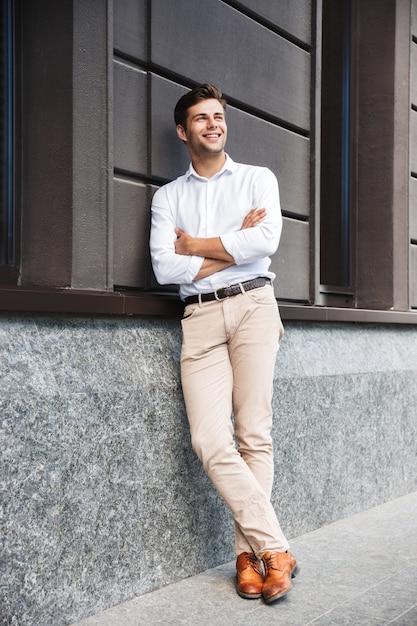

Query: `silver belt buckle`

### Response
(214, 287, 228, 301)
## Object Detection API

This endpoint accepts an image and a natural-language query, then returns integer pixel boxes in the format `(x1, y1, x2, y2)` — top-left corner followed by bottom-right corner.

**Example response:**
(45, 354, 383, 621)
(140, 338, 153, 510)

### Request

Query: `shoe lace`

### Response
(245, 552, 262, 575)
(263, 552, 287, 572)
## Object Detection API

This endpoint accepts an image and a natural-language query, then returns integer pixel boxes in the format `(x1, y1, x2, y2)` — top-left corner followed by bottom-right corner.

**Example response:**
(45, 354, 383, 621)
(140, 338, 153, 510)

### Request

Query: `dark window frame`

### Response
(0, 0, 14, 268)
(318, 0, 411, 313)
(320, 0, 353, 299)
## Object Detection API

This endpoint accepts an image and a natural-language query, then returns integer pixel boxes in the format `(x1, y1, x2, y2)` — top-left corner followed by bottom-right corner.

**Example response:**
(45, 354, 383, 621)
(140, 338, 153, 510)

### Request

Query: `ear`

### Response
(176, 124, 187, 142)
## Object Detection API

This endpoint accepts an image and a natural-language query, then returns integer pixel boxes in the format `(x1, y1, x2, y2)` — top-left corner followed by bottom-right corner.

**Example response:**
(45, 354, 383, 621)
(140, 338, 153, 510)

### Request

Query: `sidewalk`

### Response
(72, 491, 417, 626)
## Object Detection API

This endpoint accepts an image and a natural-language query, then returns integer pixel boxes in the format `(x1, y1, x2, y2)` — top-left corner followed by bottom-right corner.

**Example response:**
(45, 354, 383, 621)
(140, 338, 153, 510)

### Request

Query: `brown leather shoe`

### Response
(236, 552, 264, 599)
(261, 551, 298, 603)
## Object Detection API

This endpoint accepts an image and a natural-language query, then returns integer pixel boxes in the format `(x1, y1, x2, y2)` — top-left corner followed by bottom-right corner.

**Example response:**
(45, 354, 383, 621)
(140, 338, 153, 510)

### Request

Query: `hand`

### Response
(240, 208, 266, 230)
(174, 228, 193, 255)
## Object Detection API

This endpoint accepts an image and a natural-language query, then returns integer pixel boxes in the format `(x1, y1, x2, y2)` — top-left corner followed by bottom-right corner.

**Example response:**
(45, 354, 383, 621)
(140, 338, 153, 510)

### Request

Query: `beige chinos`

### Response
(180, 284, 290, 559)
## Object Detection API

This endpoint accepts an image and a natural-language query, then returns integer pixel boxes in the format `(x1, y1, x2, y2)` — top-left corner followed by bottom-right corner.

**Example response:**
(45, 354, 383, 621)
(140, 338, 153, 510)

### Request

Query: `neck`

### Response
(191, 153, 226, 179)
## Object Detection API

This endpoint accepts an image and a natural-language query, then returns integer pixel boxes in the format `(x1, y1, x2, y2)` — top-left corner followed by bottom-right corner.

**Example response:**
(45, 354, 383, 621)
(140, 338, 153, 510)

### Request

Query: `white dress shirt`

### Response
(150, 155, 282, 301)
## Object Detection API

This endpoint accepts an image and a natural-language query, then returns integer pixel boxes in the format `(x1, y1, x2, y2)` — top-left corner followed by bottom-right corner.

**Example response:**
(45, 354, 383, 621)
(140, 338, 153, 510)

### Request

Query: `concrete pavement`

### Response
(71, 490, 417, 625)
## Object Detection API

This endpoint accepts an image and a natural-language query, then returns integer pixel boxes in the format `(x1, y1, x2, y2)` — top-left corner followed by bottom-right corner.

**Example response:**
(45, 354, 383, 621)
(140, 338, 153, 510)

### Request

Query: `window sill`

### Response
(279, 303, 417, 325)
(1, 286, 417, 324)
(0, 286, 183, 316)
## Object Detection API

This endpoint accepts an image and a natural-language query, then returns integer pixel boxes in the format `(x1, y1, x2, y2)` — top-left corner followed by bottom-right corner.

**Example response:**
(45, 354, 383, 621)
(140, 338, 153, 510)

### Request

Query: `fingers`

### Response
(241, 208, 266, 229)
(251, 208, 266, 224)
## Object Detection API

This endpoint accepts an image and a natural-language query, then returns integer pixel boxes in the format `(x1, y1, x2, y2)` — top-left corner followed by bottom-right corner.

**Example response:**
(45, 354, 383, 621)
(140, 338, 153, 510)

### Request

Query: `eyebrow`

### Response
(191, 111, 225, 120)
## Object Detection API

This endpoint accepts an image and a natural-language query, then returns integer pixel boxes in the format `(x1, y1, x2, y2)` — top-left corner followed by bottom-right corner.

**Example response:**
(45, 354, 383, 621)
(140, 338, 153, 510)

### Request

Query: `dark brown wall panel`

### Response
(237, 0, 312, 45)
(410, 2, 417, 311)
(114, 0, 312, 296)
(72, 0, 110, 290)
(20, 0, 73, 286)
(355, 0, 409, 310)
(272, 218, 309, 302)
(411, 111, 417, 174)
(20, 0, 110, 290)
(411, 178, 417, 241)
(150, 75, 189, 180)
(114, 61, 147, 175)
(113, 179, 150, 288)
(411, 246, 417, 307)
(412, 44, 417, 106)
(227, 109, 310, 218)
(114, 0, 146, 61)
(150, 0, 310, 131)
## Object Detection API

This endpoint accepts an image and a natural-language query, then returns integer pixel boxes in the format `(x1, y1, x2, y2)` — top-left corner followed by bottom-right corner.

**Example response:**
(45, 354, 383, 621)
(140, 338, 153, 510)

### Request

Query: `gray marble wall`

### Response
(2, 313, 417, 625)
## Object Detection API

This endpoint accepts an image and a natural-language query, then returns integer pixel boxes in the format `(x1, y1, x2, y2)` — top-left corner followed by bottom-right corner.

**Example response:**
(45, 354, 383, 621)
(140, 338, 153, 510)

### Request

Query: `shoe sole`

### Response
(237, 590, 263, 599)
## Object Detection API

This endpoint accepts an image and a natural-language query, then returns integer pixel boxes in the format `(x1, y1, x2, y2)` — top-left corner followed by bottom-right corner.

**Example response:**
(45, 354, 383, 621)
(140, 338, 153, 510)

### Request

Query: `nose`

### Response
(206, 116, 217, 128)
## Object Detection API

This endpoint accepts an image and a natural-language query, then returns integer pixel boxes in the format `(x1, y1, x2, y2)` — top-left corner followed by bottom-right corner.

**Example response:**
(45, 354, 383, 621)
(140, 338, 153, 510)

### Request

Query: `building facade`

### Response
(1, 1, 417, 624)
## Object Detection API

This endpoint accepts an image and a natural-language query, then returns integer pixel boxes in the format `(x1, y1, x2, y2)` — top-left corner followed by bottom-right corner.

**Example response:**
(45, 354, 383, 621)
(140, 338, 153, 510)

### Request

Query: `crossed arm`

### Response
(174, 208, 266, 281)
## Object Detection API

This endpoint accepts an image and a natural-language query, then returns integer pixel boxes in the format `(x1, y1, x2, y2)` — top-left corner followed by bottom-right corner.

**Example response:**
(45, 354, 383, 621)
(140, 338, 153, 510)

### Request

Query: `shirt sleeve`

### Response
(150, 186, 204, 285)
(220, 168, 282, 265)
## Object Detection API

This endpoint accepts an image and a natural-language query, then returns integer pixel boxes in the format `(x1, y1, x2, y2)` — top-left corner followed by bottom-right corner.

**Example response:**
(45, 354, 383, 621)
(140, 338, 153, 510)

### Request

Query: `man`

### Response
(150, 84, 297, 604)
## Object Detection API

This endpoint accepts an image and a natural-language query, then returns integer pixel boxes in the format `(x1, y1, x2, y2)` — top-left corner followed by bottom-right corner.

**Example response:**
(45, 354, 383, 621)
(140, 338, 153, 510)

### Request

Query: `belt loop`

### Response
(238, 282, 245, 294)
(198, 293, 203, 307)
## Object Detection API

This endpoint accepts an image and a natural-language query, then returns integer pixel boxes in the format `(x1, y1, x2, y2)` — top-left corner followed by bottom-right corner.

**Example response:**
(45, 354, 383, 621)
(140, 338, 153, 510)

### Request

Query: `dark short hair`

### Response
(174, 83, 227, 128)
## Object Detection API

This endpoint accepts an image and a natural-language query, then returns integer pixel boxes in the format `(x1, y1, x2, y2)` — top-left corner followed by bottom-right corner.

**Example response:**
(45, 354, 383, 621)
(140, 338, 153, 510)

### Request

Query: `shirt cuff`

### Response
(184, 255, 205, 282)
(220, 233, 246, 265)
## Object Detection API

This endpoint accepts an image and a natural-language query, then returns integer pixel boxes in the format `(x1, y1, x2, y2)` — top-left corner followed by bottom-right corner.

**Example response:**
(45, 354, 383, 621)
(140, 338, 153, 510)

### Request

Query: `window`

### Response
(319, 0, 412, 314)
(0, 0, 13, 268)
(320, 0, 355, 306)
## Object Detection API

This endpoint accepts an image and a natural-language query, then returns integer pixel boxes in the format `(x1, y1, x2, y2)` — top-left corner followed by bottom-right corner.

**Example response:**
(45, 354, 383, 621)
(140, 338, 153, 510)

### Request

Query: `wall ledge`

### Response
(279, 303, 417, 325)
(1, 286, 417, 324)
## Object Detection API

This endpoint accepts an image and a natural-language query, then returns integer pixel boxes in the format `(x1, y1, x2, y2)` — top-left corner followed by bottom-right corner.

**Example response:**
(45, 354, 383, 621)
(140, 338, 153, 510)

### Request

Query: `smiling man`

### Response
(150, 84, 298, 604)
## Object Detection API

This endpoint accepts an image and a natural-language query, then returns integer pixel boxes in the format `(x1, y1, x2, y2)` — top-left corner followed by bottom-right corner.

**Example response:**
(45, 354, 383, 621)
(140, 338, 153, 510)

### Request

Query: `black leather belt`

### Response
(184, 277, 271, 305)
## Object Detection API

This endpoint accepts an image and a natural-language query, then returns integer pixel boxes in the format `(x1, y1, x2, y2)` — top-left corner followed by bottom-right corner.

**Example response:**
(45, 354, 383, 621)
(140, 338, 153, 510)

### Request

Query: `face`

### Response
(176, 99, 227, 159)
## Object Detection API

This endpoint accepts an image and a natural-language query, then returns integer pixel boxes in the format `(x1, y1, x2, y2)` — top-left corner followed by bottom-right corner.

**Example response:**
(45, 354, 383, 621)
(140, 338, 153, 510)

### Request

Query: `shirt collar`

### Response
(185, 154, 236, 180)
